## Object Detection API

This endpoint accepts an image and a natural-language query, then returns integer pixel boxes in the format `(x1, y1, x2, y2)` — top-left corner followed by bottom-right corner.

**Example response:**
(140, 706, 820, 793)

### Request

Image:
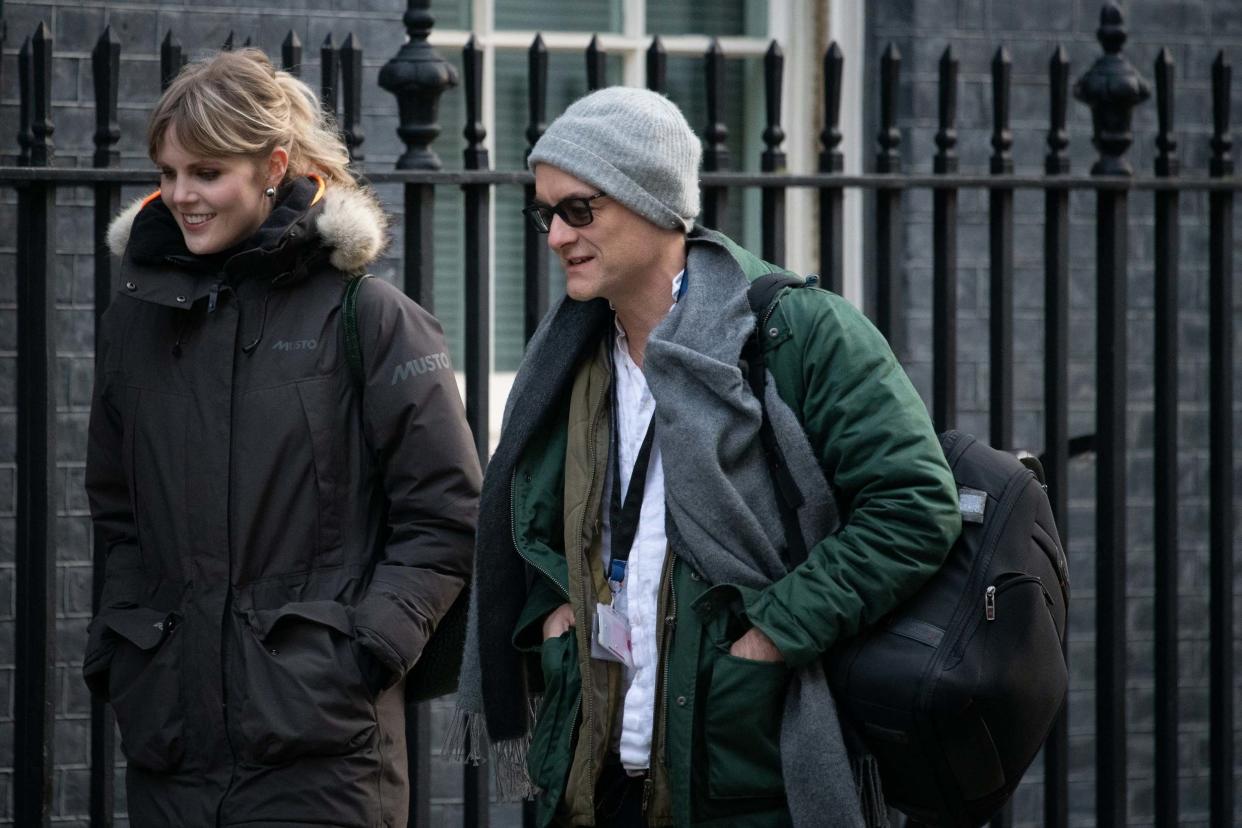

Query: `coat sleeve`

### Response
(744, 289, 962, 669)
(351, 278, 482, 682)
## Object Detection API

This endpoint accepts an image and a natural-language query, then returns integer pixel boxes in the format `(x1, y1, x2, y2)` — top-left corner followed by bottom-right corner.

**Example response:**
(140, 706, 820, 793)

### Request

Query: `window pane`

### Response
(492, 49, 624, 371)
(429, 0, 470, 30)
(497, 0, 621, 33)
(663, 54, 764, 247)
(646, 0, 766, 36)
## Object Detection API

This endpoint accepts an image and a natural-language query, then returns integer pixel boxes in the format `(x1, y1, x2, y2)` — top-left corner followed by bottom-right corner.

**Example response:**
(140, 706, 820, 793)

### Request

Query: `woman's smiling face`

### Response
(155, 126, 284, 255)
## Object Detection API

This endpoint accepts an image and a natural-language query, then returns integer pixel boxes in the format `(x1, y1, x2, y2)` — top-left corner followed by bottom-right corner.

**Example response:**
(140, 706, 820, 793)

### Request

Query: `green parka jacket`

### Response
(507, 230, 961, 827)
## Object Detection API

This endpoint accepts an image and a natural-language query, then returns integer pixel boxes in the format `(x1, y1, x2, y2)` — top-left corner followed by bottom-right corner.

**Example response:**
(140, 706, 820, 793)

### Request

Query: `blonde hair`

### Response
(148, 49, 353, 187)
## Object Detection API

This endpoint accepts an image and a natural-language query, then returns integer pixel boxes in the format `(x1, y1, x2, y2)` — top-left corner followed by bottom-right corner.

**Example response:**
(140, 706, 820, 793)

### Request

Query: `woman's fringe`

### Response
(851, 753, 889, 828)
(441, 697, 542, 801)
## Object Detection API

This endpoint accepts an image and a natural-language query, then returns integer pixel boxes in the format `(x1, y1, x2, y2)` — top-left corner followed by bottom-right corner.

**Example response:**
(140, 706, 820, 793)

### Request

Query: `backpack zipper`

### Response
(984, 575, 1051, 622)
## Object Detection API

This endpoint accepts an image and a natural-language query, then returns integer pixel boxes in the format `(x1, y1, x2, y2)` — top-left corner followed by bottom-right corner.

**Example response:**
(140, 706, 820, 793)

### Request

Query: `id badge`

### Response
(594, 602, 633, 667)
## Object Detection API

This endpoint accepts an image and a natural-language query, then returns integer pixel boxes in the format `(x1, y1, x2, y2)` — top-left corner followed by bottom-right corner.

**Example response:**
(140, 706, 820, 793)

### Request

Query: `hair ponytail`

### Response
(149, 49, 354, 188)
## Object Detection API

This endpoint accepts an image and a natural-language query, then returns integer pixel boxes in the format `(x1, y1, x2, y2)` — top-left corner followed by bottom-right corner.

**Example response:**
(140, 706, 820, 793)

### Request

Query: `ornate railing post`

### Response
(377, 6, 458, 819)
(1073, 4, 1150, 176)
(379, 0, 459, 172)
(1072, 6, 1148, 826)
(379, 0, 459, 308)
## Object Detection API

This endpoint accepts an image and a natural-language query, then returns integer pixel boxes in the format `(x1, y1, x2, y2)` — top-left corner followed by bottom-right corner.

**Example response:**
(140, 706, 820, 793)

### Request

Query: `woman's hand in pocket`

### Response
(728, 626, 784, 663)
(542, 603, 575, 641)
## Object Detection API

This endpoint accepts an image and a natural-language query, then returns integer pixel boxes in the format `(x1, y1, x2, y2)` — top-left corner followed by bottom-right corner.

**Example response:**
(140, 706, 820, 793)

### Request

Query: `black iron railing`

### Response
(1, 1, 1238, 826)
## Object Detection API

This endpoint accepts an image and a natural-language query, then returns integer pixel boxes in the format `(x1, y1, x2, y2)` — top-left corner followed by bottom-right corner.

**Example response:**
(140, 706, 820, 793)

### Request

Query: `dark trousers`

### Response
(594, 752, 646, 828)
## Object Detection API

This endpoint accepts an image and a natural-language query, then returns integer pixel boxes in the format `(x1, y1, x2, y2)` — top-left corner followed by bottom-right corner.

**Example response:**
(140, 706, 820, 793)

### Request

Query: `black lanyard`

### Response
(607, 372, 656, 587)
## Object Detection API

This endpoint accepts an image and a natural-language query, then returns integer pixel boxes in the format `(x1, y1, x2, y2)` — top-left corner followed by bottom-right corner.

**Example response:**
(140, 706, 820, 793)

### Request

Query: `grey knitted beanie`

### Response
(528, 87, 702, 232)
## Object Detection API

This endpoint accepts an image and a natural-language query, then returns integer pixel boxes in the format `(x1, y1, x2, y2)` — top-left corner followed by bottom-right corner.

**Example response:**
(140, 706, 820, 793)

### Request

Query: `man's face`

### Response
(534, 164, 674, 304)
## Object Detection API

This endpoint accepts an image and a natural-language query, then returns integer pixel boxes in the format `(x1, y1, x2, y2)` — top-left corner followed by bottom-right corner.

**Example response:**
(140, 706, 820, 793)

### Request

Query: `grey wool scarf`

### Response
(448, 228, 886, 828)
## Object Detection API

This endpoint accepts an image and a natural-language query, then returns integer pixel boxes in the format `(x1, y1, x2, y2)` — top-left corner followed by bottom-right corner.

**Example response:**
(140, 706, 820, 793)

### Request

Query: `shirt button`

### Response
(176, 295, 187, 303)
(768, 327, 779, 337)
(689, 570, 702, 582)
(125, 281, 137, 290)
(676, 695, 686, 707)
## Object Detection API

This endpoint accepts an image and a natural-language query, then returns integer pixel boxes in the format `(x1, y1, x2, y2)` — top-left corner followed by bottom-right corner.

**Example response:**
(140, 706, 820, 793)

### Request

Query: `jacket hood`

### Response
(107, 178, 389, 274)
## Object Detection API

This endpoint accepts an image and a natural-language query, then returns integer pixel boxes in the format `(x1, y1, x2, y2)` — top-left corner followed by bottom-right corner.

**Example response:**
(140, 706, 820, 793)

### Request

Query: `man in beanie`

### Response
(450, 87, 960, 827)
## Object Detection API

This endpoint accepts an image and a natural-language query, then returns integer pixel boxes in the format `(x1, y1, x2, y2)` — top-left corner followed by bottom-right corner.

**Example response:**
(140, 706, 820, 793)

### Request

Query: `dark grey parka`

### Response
(84, 177, 481, 827)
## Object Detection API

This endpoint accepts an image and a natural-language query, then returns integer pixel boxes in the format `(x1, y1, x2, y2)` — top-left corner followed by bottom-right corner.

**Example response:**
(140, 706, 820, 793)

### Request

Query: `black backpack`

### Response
(745, 274, 1070, 828)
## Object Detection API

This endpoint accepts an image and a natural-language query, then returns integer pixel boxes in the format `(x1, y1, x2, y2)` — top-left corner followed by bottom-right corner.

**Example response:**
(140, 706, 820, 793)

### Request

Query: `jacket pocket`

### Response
(238, 600, 376, 765)
(526, 630, 581, 814)
(703, 652, 789, 799)
(85, 607, 185, 773)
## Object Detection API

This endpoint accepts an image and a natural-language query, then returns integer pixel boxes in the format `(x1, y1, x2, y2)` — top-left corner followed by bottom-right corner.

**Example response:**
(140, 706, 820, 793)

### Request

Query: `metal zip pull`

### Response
(208, 281, 223, 313)
(985, 585, 997, 621)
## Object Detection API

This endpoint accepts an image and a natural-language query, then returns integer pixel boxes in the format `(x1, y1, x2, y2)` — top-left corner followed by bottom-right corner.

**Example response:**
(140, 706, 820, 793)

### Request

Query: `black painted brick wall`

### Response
(867, 1, 1242, 826)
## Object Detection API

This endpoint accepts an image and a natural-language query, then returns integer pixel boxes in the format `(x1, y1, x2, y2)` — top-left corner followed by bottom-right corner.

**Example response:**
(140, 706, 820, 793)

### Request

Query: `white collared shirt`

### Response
(600, 271, 682, 771)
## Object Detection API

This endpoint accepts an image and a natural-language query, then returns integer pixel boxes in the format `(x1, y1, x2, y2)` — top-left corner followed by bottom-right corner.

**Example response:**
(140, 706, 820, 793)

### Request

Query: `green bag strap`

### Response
(343, 274, 373, 388)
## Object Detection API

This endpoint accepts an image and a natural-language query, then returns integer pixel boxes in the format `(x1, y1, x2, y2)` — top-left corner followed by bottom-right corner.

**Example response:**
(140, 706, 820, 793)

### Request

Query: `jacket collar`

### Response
(107, 177, 389, 306)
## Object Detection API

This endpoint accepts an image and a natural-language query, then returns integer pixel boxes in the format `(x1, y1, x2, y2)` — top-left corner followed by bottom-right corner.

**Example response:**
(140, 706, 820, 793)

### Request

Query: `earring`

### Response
(264, 186, 276, 198)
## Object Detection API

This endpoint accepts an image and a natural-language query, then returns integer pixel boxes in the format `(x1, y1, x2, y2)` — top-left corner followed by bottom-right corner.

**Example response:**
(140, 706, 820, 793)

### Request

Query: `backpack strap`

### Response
(744, 272, 812, 565)
(343, 274, 373, 388)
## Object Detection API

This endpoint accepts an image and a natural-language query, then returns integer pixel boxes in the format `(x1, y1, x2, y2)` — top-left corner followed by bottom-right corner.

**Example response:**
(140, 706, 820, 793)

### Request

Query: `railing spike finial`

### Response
(1073, 3, 1150, 176)
(586, 34, 607, 91)
(222, 30, 235, 51)
(762, 40, 785, 169)
(1211, 51, 1233, 177)
(321, 33, 339, 118)
(935, 45, 958, 174)
(242, 35, 253, 48)
(991, 46, 1013, 174)
(1046, 45, 1071, 174)
(463, 35, 488, 171)
(282, 30, 303, 77)
(30, 21, 54, 167)
(160, 30, 185, 92)
(1155, 48, 1178, 177)
(340, 33, 365, 166)
(379, 0, 459, 170)
(877, 42, 901, 173)
(18, 35, 33, 167)
(647, 36, 666, 93)
(526, 34, 548, 157)
(820, 41, 844, 173)
(92, 25, 122, 169)
(704, 38, 729, 170)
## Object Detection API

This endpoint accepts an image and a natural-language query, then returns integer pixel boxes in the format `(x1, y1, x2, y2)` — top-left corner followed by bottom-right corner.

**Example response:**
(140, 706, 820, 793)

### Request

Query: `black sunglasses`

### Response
(522, 192, 606, 233)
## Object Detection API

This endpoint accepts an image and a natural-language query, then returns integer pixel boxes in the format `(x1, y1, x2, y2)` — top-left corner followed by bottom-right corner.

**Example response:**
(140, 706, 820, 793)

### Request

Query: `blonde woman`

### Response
(83, 49, 480, 826)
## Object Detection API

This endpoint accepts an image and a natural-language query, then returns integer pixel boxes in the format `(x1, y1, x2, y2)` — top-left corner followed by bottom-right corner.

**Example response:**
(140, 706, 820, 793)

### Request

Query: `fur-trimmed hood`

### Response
(107, 180, 389, 274)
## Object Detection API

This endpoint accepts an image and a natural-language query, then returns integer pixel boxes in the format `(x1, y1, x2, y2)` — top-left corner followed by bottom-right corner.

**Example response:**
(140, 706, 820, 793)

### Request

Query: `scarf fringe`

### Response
(851, 753, 889, 828)
(441, 698, 542, 801)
